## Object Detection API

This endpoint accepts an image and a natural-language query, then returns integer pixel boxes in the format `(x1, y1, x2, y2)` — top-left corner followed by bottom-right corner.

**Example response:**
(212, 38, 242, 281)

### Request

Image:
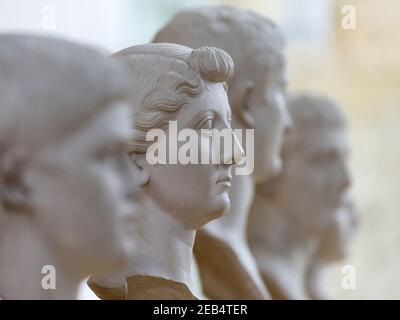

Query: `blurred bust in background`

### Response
(154, 5, 291, 300)
(0, 34, 138, 299)
(248, 92, 352, 299)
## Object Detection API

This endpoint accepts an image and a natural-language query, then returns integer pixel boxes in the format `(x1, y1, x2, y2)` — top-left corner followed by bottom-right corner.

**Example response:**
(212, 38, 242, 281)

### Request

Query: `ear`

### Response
(131, 154, 150, 187)
(230, 79, 255, 128)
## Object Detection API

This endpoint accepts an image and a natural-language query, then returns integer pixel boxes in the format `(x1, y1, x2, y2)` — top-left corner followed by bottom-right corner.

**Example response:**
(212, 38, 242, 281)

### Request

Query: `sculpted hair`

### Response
(0, 34, 128, 153)
(282, 92, 347, 157)
(112, 43, 234, 154)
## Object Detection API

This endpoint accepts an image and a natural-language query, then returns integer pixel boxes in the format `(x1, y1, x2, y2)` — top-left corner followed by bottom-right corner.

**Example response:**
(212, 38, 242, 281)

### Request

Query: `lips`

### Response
(217, 175, 232, 188)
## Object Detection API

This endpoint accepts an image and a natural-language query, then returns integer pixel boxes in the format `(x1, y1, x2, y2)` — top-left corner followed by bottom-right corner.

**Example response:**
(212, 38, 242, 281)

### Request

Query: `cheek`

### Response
(265, 92, 283, 122)
(29, 160, 125, 273)
(254, 107, 279, 136)
(70, 164, 118, 205)
(253, 109, 282, 160)
(88, 165, 122, 200)
(254, 121, 273, 148)
(155, 164, 216, 193)
(35, 164, 117, 232)
(29, 168, 86, 244)
(313, 166, 338, 197)
(149, 164, 221, 224)
(252, 121, 275, 170)
(299, 164, 326, 190)
(284, 165, 318, 206)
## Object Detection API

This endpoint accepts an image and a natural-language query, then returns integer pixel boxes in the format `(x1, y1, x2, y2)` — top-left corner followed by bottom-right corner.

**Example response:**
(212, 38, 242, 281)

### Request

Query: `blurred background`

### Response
(0, 0, 399, 299)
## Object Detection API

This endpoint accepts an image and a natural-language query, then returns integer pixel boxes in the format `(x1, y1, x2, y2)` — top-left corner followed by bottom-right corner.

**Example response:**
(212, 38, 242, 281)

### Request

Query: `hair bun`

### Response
(188, 46, 234, 82)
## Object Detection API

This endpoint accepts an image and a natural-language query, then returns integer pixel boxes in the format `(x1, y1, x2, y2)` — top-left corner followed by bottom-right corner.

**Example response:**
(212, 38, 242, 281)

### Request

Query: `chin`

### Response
(201, 196, 230, 225)
(215, 196, 231, 216)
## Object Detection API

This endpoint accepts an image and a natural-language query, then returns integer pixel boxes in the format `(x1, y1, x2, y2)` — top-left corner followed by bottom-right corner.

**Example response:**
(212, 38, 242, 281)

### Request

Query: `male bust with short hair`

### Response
(248, 93, 352, 299)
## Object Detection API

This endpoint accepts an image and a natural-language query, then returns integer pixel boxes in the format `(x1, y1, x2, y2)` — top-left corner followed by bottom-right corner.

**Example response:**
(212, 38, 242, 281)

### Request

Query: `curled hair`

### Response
(187, 47, 234, 82)
(112, 43, 234, 154)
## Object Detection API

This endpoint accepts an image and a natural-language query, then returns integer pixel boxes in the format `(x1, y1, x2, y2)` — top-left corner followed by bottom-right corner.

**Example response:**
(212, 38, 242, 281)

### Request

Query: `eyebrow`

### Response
(188, 110, 215, 129)
(189, 109, 233, 129)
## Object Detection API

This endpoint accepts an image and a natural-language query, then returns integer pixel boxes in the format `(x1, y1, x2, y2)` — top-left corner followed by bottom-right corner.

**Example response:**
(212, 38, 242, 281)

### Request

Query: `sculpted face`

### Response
(140, 83, 243, 228)
(276, 126, 351, 235)
(25, 103, 140, 276)
(242, 62, 290, 182)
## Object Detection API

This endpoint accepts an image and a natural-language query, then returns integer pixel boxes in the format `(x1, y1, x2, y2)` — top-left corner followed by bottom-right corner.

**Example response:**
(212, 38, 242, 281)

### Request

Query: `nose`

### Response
(280, 95, 293, 135)
(221, 128, 245, 165)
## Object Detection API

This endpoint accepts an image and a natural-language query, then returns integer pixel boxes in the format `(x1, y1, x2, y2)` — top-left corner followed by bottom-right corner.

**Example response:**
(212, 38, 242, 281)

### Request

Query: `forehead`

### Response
(295, 126, 349, 155)
(65, 102, 131, 148)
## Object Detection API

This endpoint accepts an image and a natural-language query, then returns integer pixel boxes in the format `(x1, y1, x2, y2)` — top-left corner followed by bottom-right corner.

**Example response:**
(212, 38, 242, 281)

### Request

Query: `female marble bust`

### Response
(0, 34, 139, 299)
(248, 93, 351, 299)
(88, 43, 244, 299)
(153, 5, 291, 299)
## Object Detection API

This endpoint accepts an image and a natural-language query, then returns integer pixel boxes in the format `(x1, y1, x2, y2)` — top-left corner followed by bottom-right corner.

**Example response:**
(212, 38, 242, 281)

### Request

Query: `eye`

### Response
(197, 116, 214, 130)
(227, 114, 232, 127)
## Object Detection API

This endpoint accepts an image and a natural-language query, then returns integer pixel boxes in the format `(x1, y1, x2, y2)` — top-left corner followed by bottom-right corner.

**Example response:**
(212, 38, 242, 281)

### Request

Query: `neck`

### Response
(0, 214, 79, 299)
(200, 173, 270, 298)
(109, 196, 196, 291)
(249, 197, 318, 300)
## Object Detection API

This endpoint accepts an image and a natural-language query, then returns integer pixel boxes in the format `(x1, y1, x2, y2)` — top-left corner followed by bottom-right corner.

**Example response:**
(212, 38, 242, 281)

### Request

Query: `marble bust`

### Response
(88, 43, 244, 300)
(248, 92, 351, 299)
(153, 5, 291, 299)
(306, 199, 357, 299)
(0, 34, 139, 299)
